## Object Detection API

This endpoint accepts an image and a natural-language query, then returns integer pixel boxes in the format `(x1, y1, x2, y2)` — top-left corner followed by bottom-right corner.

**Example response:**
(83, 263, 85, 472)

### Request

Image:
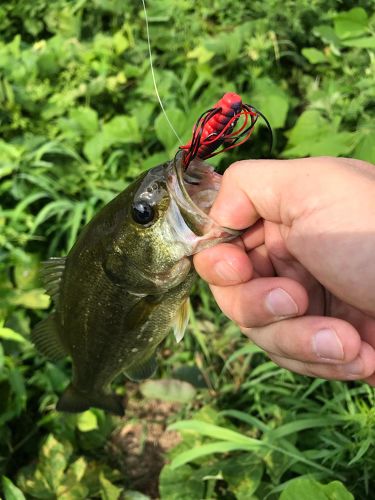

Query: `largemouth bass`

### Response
(32, 153, 238, 415)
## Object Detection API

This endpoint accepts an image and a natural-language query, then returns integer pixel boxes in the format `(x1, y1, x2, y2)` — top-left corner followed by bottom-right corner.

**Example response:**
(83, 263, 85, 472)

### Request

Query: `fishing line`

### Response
(140, 0, 182, 143)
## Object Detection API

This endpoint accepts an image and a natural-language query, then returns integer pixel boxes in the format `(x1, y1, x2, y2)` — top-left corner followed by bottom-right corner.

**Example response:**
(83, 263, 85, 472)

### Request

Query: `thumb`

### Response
(210, 157, 342, 230)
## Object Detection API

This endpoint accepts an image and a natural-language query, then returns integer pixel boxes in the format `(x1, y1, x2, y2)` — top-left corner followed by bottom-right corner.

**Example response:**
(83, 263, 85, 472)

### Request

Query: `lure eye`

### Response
(132, 201, 155, 226)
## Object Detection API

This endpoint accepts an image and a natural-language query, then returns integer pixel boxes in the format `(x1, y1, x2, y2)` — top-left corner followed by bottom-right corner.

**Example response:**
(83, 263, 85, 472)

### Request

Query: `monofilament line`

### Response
(141, 0, 182, 143)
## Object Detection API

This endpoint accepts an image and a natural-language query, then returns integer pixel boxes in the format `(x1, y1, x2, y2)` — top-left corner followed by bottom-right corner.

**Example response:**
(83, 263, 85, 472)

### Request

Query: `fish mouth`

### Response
(166, 151, 240, 255)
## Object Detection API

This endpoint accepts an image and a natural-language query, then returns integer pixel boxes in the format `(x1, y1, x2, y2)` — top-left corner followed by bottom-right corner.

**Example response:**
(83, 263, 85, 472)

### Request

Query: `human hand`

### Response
(194, 157, 375, 385)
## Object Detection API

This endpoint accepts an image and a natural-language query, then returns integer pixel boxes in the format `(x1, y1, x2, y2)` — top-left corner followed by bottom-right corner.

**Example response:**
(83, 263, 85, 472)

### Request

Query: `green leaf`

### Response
(76, 410, 99, 432)
(13, 253, 40, 290)
(57, 457, 88, 499)
(313, 25, 342, 52)
(40, 435, 71, 492)
(302, 48, 327, 64)
(17, 435, 73, 496)
(250, 78, 289, 129)
(141, 151, 169, 170)
(8, 366, 27, 414)
(202, 22, 253, 61)
(159, 465, 205, 500)
(84, 134, 108, 164)
(169, 420, 260, 445)
(219, 454, 263, 498)
(283, 110, 355, 157)
(67, 107, 99, 138)
(2, 476, 26, 500)
(0, 327, 28, 344)
(0, 141, 21, 173)
(0, 343, 4, 371)
(64, 457, 87, 483)
(280, 477, 354, 500)
(168, 420, 335, 476)
(354, 129, 375, 163)
(187, 45, 214, 64)
(103, 115, 141, 145)
(11, 289, 50, 310)
(170, 441, 255, 469)
(113, 30, 129, 54)
(154, 108, 188, 156)
(341, 36, 375, 49)
(264, 444, 292, 485)
(140, 379, 196, 403)
(84, 115, 141, 163)
(265, 416, 343, 440)
(173, 365, 208, 388)
(99, 472, 121, 500)
(334, 8, 368, 40)
(348, 435, 373, 465)
(219, 409, 270, 433)
(124, 492, 150, 500)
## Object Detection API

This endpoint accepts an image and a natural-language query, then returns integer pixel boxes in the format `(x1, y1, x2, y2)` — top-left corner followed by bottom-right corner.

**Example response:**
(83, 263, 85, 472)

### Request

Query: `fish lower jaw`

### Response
(192, 227, 240, 253)
(166, 155, 240, 254)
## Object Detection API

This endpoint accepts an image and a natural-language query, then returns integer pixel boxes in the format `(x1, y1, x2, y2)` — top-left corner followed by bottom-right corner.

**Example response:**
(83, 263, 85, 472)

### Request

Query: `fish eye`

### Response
(132, 201, 155, 226)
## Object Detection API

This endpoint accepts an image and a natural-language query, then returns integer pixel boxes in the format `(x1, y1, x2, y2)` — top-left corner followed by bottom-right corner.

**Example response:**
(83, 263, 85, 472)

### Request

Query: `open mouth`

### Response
(166, 152, 239, 253)
(178, 156, 222, 214)
(169, 151, 222, 217)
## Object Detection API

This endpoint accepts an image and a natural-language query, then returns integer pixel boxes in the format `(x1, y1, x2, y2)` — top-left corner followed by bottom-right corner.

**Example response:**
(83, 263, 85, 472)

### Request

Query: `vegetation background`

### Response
(0, 0, 374, 498)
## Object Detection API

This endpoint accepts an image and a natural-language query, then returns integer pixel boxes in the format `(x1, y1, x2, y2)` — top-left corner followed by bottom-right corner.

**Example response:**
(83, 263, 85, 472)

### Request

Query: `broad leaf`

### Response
(334, 8, 368, 40)
(250, 78, 289, 129)
(159, 465, 205, 500)
(280, 477, 354, 500)
(2, 477, 26, 500)
(140, 379, 196, 403)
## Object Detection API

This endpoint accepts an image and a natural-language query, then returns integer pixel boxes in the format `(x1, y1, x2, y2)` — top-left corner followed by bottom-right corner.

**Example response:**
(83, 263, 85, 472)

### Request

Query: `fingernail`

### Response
(214, 261, 241, 283)
(265, 288, 299, 317)
(343, 357, 363, 376)
(313, 328, 344, 361)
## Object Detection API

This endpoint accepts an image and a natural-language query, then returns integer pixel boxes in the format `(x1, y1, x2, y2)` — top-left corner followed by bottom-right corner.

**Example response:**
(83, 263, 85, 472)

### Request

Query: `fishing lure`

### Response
(179, 92, 273, 169)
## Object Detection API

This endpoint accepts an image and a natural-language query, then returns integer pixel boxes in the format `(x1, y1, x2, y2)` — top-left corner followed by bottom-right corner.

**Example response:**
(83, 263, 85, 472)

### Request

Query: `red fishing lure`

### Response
(179, 92, 272, 169)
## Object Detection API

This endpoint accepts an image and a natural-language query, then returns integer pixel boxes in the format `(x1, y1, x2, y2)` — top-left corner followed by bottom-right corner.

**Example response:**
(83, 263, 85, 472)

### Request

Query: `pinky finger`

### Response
(268, 342, 375, 381)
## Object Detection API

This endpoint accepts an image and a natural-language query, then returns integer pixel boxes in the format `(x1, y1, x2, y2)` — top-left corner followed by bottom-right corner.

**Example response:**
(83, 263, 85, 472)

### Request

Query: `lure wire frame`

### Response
(179, 101, 273, 169)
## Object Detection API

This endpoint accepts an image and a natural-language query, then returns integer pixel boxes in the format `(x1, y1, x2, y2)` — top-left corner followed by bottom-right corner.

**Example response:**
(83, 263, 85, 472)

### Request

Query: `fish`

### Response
(32, 152, 239, 416)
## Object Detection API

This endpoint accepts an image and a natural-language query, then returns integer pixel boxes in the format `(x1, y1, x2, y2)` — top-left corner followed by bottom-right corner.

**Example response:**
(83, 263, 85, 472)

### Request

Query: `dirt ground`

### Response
(110, 386, 182, 499)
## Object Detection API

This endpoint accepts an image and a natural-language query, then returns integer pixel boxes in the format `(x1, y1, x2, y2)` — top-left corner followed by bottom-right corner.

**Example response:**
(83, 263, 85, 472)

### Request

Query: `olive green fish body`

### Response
(32, 157, 238, 415)
(59, 256, 195, 394)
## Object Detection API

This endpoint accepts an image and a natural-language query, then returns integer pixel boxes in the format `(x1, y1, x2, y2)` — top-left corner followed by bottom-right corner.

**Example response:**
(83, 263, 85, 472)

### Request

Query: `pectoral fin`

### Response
(125, 355, 157, 381)
(173, 297, 190, 343)
(31, 313, 67, 361)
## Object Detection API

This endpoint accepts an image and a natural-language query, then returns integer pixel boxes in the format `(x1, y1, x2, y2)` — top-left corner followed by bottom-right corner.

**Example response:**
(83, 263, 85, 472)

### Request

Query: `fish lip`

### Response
(168, 151, 214, 223)
(166, 151, 240, 254)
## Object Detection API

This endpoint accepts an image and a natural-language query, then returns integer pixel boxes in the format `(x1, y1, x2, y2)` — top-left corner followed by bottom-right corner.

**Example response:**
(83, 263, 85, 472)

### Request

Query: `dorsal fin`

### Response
(40, 257, 66, 306)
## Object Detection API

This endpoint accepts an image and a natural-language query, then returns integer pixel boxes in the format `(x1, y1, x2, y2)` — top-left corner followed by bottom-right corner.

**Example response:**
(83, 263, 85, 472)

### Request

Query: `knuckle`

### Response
(301, 362, 320, 378)
(267, 353, 281, 367)
(240, 326, 254, 338)
(273, 326, 293, 358)
(232, 300, 254, 328)
(225, 160, 247, 180)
